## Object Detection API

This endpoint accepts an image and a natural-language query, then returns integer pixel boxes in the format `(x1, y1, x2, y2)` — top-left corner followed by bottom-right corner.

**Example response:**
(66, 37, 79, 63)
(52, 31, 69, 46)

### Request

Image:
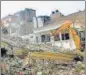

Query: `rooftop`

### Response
(34, 10, 85, 32)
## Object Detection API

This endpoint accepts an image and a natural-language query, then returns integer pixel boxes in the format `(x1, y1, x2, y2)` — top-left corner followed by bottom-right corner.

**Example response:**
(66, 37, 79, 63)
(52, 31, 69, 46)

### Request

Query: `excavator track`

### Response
(23, 52, 76, 66)
(31, 52, 75, 60)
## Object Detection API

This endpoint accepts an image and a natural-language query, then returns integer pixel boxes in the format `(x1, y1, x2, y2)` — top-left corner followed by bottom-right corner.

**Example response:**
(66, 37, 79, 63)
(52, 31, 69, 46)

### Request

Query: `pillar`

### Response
(51, 36, 54, 42)
(59, 32, 63, 48)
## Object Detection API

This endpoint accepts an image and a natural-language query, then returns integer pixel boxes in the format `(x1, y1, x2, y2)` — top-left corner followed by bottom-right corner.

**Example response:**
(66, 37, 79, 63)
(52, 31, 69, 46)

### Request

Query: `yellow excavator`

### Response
(51, 20, 85, 51)
(50, 20, 84, 62)
(23, 21, 85, 66)
(51, 20, 81, 50)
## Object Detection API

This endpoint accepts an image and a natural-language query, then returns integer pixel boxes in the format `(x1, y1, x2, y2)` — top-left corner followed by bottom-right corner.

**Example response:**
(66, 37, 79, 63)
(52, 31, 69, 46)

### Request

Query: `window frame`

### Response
(61, 32, 70, 40)
(54, 34, 60, 41)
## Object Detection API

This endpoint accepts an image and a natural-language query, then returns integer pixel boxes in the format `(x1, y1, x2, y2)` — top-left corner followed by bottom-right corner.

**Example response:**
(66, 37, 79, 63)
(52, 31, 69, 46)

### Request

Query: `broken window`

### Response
(41, 34, 50, 42)
(65, 33, 69, 40)
(41, 35, 45, 42)
(46, 35, 50, 42)
(54, 34, 60, 41)
(1, 48, 7, 57)
(62, 34, 65, 40)
(62, 33, 69, 40)
(2, 28, 8, 34)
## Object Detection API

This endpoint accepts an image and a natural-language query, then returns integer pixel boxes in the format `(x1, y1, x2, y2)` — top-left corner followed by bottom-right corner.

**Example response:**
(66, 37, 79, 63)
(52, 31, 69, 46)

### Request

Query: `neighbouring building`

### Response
(32, 10, 85, 50)
(14, 8, 36, 22)
(1, 9, 85, 50)
(1, 8, 36, 37)
(1, 15, 19, 34)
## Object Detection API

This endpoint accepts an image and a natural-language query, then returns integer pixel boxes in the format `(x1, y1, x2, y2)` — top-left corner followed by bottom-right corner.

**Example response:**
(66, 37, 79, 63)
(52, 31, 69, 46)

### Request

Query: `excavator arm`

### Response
(69, 27, 81, 50)
(51, 21, 72, 36)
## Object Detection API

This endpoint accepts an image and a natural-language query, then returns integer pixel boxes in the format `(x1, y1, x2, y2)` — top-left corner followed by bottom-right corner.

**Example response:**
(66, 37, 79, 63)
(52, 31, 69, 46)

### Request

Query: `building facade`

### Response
(1, 9, 85, 50)
(1, 8, 36, 37)
(32, 10, 85, 50)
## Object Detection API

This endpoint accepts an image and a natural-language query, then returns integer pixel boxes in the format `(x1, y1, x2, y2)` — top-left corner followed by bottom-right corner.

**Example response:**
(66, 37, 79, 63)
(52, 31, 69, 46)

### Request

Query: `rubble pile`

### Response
(2, 35, 72, 52)
(1, 35, 85, 75)
(1, 55, 85, 75)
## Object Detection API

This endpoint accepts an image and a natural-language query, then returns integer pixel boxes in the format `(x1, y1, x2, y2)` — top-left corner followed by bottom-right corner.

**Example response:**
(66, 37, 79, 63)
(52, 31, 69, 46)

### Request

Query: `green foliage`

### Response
(1, 42, 8, 47)
(76, 50, 85, 57)
(75, 61, 85, 72)
(16, 48, 28, 56)
(22, 48, 29, 56)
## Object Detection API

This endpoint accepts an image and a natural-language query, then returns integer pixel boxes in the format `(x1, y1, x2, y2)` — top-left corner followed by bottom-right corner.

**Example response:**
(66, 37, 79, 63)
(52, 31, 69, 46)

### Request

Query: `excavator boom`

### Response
(51, 21, 72, 36)
(69, 28, 81, 50)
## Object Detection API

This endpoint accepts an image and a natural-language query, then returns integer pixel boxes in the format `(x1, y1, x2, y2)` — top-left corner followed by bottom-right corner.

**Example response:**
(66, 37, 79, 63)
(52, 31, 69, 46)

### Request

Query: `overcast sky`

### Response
(1, 1, 85, 18)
